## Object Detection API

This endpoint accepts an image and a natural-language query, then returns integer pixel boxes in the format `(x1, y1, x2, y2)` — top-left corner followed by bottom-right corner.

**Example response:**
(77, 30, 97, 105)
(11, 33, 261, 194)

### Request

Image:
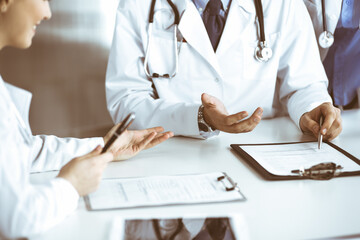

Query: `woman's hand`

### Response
(57, 146, 113, 196)
(103, 126, 173, 161)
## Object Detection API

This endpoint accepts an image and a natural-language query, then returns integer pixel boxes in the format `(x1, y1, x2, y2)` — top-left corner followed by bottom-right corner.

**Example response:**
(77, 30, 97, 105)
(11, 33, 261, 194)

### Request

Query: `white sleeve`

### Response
(0, 140, 79, 238)
(277, 0, 332, 128)
(0, 177, 79, 238)
(30, 135, 104, 173)
(106, 1, 201, 137)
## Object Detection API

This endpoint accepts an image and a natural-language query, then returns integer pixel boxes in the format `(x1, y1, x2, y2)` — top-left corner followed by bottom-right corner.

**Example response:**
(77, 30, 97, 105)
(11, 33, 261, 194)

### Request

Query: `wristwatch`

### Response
(198, 105, 215, 132)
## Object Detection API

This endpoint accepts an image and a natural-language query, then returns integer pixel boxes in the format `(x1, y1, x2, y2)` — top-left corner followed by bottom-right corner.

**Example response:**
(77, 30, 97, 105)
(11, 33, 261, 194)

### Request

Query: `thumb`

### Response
(201, 93, 216, 108)
(99, 152, 114, 164)
(94, 152, 114, 166)
(86, 145, 102, 158)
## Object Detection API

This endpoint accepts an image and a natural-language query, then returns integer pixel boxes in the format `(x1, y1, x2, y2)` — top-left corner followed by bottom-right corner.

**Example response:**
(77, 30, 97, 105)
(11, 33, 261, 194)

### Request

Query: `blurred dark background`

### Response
(0, 0, 119, 138)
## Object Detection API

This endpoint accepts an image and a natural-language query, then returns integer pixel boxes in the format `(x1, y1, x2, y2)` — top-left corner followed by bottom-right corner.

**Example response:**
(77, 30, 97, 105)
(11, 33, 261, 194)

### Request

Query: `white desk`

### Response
(31, 110, 360, 240)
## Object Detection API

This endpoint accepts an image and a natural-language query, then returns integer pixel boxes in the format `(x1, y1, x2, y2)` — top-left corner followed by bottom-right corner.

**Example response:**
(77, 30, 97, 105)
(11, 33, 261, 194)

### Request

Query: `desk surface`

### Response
(31, 110, 360, 240)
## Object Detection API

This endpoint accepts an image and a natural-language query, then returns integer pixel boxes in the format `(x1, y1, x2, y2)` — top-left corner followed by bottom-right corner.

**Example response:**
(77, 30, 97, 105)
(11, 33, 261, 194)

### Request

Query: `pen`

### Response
(318, 116, 323, 150)
(101, 113, 135, 153)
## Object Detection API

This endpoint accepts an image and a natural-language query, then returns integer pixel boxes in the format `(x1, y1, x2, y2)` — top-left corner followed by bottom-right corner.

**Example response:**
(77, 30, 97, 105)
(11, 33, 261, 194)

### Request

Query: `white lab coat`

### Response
(303, 0, 342, 60)
(0, 77, 103, 238)
(106, 0, 332, 137)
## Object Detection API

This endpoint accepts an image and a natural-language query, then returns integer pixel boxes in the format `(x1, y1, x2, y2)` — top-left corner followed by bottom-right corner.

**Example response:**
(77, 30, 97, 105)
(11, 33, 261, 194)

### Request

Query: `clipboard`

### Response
(85, 172, 246, 211)
(230, 141, 360, 180)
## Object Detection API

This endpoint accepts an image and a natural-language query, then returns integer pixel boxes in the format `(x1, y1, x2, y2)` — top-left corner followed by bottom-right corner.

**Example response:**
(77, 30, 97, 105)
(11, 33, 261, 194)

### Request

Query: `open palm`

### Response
(104, 126, 173, 161)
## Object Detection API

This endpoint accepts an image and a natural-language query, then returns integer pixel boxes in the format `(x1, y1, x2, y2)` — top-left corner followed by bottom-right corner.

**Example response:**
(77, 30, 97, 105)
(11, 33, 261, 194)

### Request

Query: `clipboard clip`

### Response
(217, 174, 238, 191)
(291, 162, 343, 180)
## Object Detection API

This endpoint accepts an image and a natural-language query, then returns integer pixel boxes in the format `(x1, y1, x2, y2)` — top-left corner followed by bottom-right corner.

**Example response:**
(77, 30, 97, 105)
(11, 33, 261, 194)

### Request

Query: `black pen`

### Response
(101, 113, 135, 153)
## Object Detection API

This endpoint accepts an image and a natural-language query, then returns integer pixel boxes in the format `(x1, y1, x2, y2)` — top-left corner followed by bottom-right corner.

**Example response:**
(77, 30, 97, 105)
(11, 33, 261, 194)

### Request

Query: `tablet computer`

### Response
(108, 214, 248, 240)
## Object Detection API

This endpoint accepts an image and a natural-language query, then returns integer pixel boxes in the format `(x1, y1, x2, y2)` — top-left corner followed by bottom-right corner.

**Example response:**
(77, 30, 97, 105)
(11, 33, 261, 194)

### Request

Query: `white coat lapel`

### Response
(216, 0, 255, 55)
(177, 0, 222, 75)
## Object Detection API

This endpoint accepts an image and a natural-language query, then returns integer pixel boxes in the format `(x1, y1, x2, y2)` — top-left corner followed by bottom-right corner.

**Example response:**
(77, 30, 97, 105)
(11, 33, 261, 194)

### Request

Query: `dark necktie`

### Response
(203, 0, 225, 51)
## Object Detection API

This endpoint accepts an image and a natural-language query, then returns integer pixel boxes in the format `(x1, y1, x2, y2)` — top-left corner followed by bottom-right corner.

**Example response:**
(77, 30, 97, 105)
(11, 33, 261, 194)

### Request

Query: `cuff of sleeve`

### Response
(175, 104, 203, 137)
(292, 102, 323, 129)
(51, 178, 79, 215)
(199, 129, 220, 139)
(287, 83, 332, 129)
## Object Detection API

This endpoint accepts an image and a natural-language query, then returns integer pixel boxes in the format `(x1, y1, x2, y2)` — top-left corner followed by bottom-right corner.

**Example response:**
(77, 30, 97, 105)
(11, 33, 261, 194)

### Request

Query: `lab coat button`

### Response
(215, 78, 220, 83)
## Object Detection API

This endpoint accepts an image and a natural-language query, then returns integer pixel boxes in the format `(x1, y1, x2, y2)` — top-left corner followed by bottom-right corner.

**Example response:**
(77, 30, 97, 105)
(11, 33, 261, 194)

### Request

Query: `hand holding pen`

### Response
(299, 102, 342, 141)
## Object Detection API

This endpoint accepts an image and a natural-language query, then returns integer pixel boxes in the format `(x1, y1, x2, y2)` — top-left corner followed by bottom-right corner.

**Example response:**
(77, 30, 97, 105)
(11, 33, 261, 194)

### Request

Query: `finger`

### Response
(201, 93, 216, 108)
(225, 108, 263, 133)
(323, 109, 342, 140)
(248, 107, 263, 124)
(145, 131, 173, 149)
(300, 111, 322, 137)
(324, 123, 342, 141)
(77, 145, 102, 160)
(320, 106, 341, 136)
(145, 126, 164, 133)
(134, 132, 157, 152)
(319, 108, 338, 136)
(224, 111, 248, 126)
(127, 127, 164, 140)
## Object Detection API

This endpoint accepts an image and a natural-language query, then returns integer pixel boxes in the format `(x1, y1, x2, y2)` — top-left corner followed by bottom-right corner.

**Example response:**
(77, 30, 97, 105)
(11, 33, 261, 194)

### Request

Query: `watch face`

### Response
(199, 122, 210, 132)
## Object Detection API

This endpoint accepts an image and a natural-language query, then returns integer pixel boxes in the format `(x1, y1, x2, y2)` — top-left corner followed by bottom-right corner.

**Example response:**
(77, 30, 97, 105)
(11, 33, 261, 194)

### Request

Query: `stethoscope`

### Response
(144, 0, 272, 80)
(144, 0, 180, 79)
(318, 0, 334, 48)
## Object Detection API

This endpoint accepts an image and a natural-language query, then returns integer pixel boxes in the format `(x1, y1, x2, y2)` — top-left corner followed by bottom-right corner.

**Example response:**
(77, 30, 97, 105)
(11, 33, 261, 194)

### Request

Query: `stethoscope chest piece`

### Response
(255, 41, 273, 62)
(319, 31, 334, 48)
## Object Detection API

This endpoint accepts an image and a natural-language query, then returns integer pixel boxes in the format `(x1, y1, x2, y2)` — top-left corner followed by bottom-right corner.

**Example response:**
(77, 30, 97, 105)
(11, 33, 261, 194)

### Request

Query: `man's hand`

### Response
(58, 146, 113, 196)
(299, 102, 342, 140)
(201, 93, 263, 133)
(104, 126, 173, 161)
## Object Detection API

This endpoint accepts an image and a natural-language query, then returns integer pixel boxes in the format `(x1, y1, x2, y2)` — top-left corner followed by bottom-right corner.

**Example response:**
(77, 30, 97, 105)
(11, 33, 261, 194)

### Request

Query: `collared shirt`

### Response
(323, 0, 360, 107)
(192, 0, 231, 18)
(192, 0, 231, 138)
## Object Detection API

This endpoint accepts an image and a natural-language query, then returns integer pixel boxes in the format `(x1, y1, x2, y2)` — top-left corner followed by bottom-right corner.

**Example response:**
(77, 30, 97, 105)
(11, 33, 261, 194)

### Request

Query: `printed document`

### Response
(241, 142, 360, 176)
(85, 172, 245, 210)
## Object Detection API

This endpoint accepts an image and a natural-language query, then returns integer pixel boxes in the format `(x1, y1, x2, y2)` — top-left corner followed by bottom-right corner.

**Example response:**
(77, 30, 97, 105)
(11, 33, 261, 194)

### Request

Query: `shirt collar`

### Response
(192, 0, 231, 12)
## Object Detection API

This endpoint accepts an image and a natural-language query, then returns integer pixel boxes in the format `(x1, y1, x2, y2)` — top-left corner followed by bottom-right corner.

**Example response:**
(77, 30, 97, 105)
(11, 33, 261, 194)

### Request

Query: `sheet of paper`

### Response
(86, 172, 245, 210)
(241, 142, 360, 176)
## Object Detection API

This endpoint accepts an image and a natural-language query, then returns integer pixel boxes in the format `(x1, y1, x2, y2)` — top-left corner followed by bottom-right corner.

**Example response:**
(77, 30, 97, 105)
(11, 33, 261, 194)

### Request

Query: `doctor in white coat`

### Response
(0, 0, 172, 238)
(106, 0, 342, 140)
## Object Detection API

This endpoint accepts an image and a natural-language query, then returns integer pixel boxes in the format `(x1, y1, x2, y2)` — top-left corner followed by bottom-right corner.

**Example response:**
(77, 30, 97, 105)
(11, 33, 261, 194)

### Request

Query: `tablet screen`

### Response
(122, 217, 237, 240)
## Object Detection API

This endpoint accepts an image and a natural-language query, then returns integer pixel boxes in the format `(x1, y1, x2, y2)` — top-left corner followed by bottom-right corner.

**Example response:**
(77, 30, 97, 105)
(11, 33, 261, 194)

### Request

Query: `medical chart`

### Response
(240, 142, 360, 176)
(85, 172, 245, 210)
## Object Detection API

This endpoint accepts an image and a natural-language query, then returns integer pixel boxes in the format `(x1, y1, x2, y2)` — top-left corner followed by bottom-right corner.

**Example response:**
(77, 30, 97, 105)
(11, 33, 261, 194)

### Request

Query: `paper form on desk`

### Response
(85, 172, 245, 210)
(240, 142, 360, 176)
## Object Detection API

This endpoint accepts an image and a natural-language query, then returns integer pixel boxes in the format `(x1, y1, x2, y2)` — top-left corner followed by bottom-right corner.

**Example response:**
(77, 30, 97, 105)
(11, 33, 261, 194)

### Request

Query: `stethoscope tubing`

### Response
(148, 0, 180, 24)
(144, 0, 180, 79)
(255, 0, 266, 42)
(144, 0, 271, 79)
(321, 0, 327, 32)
